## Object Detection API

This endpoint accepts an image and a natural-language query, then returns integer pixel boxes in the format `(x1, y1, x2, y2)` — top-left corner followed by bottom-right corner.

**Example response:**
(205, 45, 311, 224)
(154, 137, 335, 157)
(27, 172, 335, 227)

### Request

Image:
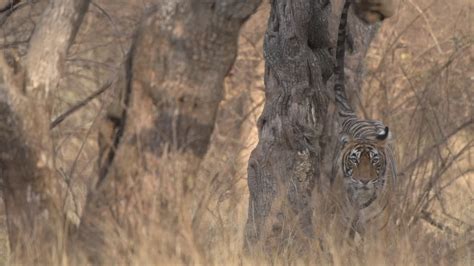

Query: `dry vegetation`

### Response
(0, 0, 472, 265)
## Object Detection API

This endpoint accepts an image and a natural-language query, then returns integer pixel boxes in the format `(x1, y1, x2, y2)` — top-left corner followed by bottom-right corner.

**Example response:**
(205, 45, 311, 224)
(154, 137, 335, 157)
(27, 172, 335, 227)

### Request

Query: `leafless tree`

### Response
(0, 0, 90, 263)
(73, 1, 261, 263)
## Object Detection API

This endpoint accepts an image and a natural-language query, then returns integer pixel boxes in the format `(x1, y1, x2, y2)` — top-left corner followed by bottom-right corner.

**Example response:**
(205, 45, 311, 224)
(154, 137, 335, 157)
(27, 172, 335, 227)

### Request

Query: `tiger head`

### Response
(339, 127, 391, 208)
(353, 0, 398, 24)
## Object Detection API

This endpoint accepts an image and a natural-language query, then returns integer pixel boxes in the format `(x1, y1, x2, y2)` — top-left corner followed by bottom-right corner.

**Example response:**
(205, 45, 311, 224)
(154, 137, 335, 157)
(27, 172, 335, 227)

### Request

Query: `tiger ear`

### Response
(340, 134, 351, 147)
(376, 126, 390, 141)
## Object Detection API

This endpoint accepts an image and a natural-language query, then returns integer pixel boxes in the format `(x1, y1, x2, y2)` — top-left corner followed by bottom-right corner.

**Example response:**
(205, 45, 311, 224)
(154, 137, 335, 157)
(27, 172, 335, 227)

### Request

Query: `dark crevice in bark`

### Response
(97, 40, 135, 187)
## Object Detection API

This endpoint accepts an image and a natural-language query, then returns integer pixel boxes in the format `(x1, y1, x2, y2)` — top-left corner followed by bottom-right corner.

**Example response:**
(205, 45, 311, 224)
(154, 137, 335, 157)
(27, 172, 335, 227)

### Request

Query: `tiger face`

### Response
(341, 142, 388, 208)
(353, 0, 398, 24)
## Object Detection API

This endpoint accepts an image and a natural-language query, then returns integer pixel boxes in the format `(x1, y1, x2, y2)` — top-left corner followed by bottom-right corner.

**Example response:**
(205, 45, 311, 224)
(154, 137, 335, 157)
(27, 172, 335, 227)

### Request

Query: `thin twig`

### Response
(0, 0, 20, 13)
(413, 141, 474, 220)
(400, 118, 474, 175)
(0, 0, 34, 27)
(407, 0, 443, 54)
(420, 210, 458, 235)
(50, 79, 113, 129)
(90, 1, 126, 56)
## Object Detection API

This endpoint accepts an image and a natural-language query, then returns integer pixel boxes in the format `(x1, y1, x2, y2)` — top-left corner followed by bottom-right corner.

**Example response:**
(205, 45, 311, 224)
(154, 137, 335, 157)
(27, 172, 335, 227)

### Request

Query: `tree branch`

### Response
(50, 79, 113, 129)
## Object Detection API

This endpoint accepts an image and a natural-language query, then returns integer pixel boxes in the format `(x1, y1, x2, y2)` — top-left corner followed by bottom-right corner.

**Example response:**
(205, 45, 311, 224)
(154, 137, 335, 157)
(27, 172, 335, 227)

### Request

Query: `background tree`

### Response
(0, 0, 90, 263)
(0, 0, 260, 264)
(73, 0, 261, 264)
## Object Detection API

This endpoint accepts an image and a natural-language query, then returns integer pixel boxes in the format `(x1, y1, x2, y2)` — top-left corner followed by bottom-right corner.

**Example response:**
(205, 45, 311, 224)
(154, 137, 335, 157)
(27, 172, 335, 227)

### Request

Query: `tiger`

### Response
(330, 0, 398, 238)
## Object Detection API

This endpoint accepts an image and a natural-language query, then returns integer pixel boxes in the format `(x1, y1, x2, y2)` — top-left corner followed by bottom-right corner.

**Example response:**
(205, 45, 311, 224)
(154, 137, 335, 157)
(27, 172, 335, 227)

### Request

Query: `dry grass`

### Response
(0, 0, 472, 265)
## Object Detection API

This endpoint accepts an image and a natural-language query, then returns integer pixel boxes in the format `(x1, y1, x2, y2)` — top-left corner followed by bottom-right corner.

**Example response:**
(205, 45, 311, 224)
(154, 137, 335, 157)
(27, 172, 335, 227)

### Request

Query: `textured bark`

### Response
(245, 0, 334, 253)
(74, 1, 261, 264)
(0, 0, 90, 263)
(25, 0, 90, 99)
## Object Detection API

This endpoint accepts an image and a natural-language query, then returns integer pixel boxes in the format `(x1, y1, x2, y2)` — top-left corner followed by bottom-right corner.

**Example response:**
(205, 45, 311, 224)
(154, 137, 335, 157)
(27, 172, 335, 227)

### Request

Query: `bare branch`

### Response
(50, 79, 113, 129)
(420, 210, 458, 235)
(400, 118, 474, 175)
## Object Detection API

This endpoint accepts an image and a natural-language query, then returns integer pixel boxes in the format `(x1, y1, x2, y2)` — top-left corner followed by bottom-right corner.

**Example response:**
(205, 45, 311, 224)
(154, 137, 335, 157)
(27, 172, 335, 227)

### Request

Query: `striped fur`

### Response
(331, 0, 397, 236)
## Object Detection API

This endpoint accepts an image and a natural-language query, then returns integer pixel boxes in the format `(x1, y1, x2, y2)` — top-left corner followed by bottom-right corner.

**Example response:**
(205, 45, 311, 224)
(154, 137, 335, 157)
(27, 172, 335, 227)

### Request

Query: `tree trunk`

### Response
(245, 0, 334, 253)
(73, 1, 261, 264)
(0, 0, 90, 263)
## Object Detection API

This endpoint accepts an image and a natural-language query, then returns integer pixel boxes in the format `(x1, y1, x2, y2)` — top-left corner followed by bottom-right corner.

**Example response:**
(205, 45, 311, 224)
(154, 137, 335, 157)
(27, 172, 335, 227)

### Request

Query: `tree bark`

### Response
(245, 0, 334, 253)
(73, 1, 261, 264)
(0, 0, 90, 263)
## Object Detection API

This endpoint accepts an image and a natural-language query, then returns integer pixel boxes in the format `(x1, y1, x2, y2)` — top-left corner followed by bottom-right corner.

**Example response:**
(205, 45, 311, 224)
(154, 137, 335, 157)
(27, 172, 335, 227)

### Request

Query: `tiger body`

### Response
(331, 0, 397, 236)
(333, 117, 397, 235)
